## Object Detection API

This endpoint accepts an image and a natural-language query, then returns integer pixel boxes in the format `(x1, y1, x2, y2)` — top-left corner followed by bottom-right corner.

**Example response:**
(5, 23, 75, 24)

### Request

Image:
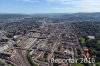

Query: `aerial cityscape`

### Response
(0, 0, 100, 66)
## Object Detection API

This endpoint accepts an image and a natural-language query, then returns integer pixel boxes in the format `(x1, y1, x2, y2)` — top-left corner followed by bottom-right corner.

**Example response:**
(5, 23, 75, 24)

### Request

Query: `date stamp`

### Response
(50, 58, 95, 64)
(79, 58, 95, 63)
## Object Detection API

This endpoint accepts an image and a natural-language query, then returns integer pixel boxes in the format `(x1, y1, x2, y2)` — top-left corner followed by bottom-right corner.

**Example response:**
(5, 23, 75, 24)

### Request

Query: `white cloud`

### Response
(19, 0, 100, 12)
(19, 0, 41, 2)
(20, 0, 100, 5)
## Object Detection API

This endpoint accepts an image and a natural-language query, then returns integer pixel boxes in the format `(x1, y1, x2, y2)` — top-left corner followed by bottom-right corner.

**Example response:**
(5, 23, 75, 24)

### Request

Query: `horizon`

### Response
(1, 12, 100, 15)
(0, 0, 100, 14)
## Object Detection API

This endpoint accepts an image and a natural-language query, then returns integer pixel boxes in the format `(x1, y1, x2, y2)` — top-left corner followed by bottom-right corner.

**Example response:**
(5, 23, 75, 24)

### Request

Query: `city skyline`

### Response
(0, 0, 100, 14)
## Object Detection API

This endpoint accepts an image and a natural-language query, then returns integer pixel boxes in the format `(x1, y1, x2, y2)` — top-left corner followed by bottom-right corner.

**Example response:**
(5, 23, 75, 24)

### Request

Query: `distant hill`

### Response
(1, 13, 100, 22)
(62, 12, 100, 22)
(32, 12, 100, 22)
(0, 14, 29, 19)
(31, 12, 100, 17)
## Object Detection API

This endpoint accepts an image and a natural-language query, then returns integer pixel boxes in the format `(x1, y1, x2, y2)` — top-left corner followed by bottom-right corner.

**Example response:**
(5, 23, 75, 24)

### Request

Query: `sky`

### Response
(0, 0, 100, 14)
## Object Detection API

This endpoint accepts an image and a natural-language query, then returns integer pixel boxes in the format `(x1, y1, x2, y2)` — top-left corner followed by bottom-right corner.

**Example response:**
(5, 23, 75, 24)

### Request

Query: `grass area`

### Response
(72, 63, 84, 66)
(75, 63, 84, 66)
(96, 62, 100, 66)
(0, 59, 14, 66)
(79, 37, 86, 46)
(0, 60, 4, 65)
(4, 48, 13, 53)
(27, 53, 38, 66)
(97, 40, 100, 44)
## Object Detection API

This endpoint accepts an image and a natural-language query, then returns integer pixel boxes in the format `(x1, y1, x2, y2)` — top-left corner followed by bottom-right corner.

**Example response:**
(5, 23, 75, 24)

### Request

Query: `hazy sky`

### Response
(0, 0, 100, 14)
